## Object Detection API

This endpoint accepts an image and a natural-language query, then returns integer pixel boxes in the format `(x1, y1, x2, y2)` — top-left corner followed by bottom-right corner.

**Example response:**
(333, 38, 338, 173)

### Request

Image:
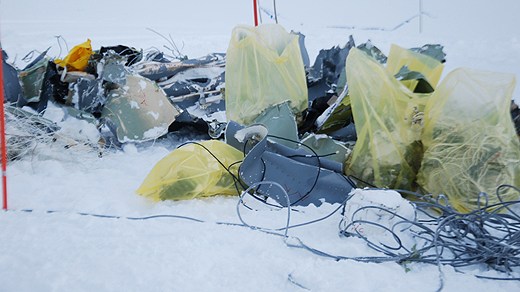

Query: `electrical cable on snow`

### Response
(8, 137, 520, 281)
(9, 185, 520, 281)
(157, 139, 520, 280)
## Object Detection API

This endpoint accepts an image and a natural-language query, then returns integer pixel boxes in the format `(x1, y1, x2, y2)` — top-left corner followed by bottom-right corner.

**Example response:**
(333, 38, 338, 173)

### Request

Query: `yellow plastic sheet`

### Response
(54, 39, 93, 71)
(418, 68, 520, 212)
(136, 140, 243, 201)
(225, 24, 308, 125)
(345, 48, 427, 189)
(386, 44, 444, 92)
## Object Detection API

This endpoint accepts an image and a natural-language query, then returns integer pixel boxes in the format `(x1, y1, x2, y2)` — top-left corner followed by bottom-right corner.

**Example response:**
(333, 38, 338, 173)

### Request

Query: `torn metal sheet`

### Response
(19, 57, 64, 113)
(99, 52, 129, 86)
(71, 78, 106, 115)
(160, 69, 225, 99)
(133, 53, 225, 81)
(410, 44, 446, 63)
(300, 133, 351, 164)
(292, 31, 310, 68)
(227, 123, 356, 207)
(61, 71, 96, 83)
(315, 89, 352, 134)
(62, 106, 99, 125)
(357, 40, 387, 64)
(101, 74, 180, 143)
(307, 36, 355, 101)
(163, 66, 226, 135)
(253, 101, 299, 149)
(19, 56, 49, 103)
(2, 51, 24, 105)
(327, 123, 357, 143)
(99, 45, 142, 66)
(40, 61, 69, 111)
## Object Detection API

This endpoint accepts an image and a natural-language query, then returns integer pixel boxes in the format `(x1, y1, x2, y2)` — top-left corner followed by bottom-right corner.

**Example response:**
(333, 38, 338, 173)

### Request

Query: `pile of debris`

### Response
(2, 24, 520, 212)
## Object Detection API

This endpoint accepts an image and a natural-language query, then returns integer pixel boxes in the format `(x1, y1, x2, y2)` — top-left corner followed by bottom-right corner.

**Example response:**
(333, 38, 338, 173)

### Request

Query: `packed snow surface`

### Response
(1, 0, 520, 291)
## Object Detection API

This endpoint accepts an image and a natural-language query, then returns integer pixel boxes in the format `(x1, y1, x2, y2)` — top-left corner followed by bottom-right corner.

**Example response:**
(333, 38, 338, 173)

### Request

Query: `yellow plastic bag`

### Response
(225, 24, 308, 125)
(386, 44, 444, 92)
(54, 39, 93, 71)
(418, 68, 520, 212)
(345, 48, 427, 189)
(136, 140, 243, 201)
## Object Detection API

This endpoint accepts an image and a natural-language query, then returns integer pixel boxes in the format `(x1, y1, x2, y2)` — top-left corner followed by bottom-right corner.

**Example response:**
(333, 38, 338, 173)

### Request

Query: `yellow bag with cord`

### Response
(418, 68, 520, 212)
(136, 140, 243, 201)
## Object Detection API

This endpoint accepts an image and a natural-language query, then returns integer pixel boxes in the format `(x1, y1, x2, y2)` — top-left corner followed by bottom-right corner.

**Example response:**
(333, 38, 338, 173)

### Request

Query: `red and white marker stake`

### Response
(253, 0, 259, 26)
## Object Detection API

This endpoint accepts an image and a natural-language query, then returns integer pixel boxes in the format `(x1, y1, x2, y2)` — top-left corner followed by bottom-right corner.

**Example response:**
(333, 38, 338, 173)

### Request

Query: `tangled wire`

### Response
(184, 139, 520, 280)
(339, 185, 520, 280)
(5, 105, 59, 161)
(4, 105, 106, 162)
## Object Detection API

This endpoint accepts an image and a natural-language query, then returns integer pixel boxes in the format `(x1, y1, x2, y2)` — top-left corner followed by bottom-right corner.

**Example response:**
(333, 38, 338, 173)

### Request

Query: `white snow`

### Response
(138, 79, 148, 90)
(146, 111, 160, 120)
(129, 100, 140, 109)
(142, 125, 168, 139)
(1, 0, 520, 291)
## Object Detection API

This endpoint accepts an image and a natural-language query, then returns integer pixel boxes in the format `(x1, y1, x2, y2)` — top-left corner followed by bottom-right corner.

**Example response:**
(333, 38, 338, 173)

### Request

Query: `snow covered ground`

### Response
(1, 0, 520, 291)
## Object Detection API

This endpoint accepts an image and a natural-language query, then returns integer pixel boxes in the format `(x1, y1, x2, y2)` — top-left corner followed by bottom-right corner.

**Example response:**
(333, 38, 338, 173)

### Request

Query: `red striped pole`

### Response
(0, 46, 8, 210)
(253, 0, 259, 26)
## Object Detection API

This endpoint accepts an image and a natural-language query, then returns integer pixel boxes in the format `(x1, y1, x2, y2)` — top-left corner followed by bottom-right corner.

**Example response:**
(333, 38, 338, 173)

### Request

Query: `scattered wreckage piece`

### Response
(2, 51, 24, 105)
(253, 101, 299, 149)
(307, 35, 355, 102)
(138, 53, 227, 137)
(18, 49, 72, 112)
(101, 74, 180, 143)
(357, 40, 387, 64)
(314, 90, 352, 135)
(300, 133, 351, 165)
(99, 45, 142, 66)
(226, 122, 355, 207)
(300, 36, 357, 136)
(18, 54, 49, 105)
(410, 44, 446, 63)
(133, 53, 225, 82)
(293, 31, 310, 68)
(310, 42, 445, 140)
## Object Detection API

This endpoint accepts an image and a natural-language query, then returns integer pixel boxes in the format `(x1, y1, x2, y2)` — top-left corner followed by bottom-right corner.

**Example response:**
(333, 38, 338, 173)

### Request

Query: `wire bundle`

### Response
(340, 185, 520, 279)
(4, 105, 59, 161)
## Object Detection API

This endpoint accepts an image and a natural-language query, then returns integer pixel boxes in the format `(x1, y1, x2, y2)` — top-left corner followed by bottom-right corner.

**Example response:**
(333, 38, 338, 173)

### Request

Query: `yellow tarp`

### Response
(225, 24, 308, 125)
(54, 39, 93, 71)
(136, 140, 243, 201)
